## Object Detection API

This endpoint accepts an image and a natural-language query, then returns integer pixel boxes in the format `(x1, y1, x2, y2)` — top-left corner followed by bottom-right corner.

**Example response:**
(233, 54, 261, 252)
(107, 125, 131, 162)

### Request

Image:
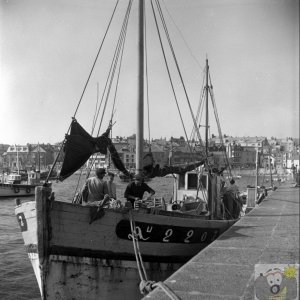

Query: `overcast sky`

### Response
(0, 0, 299, 145)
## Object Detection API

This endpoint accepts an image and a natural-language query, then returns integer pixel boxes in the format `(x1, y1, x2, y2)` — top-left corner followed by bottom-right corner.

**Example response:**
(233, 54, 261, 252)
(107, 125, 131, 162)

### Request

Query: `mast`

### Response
(16, 144, 19, 174)
(255, 147, 259, 200)
(136, 0, 144, 175)
(269, 148, 273, 187)
(204, 59, 214, 217)
(205, 59, 209, 156)
(38, 143, 41, 172)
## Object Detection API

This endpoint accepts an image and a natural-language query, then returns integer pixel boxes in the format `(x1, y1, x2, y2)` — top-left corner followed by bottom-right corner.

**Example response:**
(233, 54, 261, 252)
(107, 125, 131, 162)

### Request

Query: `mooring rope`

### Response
(129, 210, 148, 282)
(128, 209, 181, 299)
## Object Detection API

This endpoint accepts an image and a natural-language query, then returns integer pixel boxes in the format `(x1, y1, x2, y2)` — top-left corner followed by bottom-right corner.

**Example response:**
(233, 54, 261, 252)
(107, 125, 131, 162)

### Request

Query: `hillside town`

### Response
(0, 135, 299, 175)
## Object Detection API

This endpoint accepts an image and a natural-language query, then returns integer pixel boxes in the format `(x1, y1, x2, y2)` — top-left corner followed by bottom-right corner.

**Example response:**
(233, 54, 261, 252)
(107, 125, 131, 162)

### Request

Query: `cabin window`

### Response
(187, 173, 197, 189)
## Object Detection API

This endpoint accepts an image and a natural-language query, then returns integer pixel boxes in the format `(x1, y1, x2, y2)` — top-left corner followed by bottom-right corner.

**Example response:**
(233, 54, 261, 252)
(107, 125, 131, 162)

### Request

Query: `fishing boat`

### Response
(15, 2, 240, 299)
(0, 171, 45, 197)
(1, 144, 51, 197)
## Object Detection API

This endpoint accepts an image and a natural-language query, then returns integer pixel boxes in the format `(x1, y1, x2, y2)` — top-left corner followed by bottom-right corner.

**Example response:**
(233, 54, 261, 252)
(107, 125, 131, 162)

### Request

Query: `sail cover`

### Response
(59, 119, 130, 181)
(142, 153, 205, 178)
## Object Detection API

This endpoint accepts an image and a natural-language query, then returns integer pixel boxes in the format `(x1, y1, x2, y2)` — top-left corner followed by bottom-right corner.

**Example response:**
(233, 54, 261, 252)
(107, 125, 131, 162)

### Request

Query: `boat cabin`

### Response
(7, 173, 22, 184)
(167, 168, 211, 214)
(28, 171, 41, 185)
(173, 170, 208, 203)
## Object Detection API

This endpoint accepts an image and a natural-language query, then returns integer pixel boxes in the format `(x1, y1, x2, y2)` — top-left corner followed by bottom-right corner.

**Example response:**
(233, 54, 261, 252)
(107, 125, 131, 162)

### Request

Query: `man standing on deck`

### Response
(223, 179, 242, 219)
(83, 168, 109, 204)
(227, 179, 239, 197)
(124, 174, 155, 207)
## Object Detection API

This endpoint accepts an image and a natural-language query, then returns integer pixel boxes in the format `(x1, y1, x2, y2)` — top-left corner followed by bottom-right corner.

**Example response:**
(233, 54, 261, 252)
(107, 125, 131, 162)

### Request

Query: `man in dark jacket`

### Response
(124, 174, 155, 207)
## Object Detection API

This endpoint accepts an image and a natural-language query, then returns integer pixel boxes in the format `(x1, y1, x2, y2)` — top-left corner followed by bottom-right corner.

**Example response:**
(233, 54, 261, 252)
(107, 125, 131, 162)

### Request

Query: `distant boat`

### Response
(1, 142, 52, 197)
(0, 171, 50, 197)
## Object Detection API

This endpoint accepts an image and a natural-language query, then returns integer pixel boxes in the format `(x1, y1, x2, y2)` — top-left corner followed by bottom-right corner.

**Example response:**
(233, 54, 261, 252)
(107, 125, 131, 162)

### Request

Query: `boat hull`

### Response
(29, 254, 179, 299)
(0, 183, 36, 197)
(15, 186, 235, 299)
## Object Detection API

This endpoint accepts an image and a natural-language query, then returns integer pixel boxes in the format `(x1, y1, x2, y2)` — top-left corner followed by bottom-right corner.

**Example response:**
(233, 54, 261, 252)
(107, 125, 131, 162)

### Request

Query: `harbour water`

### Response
(0, 171, 282, 299)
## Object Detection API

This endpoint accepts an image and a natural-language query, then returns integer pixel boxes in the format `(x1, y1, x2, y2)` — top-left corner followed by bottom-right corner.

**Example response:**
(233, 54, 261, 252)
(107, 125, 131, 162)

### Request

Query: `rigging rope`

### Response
(73, 0, 120, 119)
(71, 1, 133, 192)
(92, 82, 101, 135)
(190, 68, 206, 145)
(208, 85, 231, 176)
(96, 0, 133, 137)
(155, 0, 203, 148)
(161, 0, 203, 71)
(80, 1, 133, 185)
(109, 1, 133, 126)
(45, 1, 120, 183)
(150, 0, 194, 156)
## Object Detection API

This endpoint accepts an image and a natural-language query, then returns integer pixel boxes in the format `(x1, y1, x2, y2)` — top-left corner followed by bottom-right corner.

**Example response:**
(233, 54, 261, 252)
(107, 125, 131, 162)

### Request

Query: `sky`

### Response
(0, 0, 299, 145)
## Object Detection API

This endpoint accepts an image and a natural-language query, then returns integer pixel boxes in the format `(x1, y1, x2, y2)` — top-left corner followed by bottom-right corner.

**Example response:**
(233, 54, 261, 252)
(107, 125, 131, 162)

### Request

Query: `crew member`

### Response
(227, 179, 239, 197)
(124, 174, 155, 207)
(223, 179, 242, 219)
(83, 168, 108, 204)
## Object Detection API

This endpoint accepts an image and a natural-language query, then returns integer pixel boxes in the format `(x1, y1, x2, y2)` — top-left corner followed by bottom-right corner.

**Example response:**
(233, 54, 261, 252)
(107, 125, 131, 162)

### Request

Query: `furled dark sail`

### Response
(142, 153, 206, 178)
(59, 119, 130, 181)
(108, 143, 131, 178)
(59, 119, 110, 181)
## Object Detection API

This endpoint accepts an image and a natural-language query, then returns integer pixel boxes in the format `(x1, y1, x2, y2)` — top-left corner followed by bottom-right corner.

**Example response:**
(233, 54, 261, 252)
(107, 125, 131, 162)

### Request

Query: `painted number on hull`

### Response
(184, 230, 194, 243)
(163, 229, 173, 242)
(16, 213, 27, 232)
(116, 220, 220, 244)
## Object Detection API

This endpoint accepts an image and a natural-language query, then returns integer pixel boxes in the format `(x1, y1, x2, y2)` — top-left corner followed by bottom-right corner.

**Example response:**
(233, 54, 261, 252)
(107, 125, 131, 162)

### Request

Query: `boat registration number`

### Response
(116, 220, 220, 244)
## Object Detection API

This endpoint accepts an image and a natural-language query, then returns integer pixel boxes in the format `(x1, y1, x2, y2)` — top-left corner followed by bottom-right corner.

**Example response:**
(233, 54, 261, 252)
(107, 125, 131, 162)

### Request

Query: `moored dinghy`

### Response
(15, 1, 240, 299)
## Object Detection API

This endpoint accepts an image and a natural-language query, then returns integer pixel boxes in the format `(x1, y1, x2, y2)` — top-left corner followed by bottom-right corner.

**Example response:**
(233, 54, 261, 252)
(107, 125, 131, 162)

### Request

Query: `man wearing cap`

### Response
(83, 168, 109, 204)
(124, 174, 155, 207)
